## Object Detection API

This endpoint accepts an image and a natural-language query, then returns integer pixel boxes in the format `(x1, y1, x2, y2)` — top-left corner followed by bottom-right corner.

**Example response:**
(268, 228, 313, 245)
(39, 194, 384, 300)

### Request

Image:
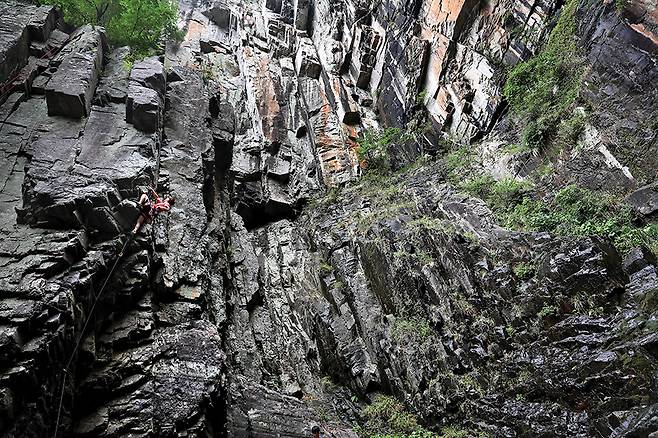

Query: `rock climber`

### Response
(131, 187, 175, 234)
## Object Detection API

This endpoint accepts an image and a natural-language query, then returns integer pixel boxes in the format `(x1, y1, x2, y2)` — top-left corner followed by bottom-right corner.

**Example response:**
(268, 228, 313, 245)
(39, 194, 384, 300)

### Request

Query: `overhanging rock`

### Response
(203, 0, 232, 30)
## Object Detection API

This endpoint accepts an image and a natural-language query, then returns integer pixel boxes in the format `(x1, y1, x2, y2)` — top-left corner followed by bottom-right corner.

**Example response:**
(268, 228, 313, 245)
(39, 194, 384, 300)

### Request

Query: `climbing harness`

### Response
(53, 233, 134, 437)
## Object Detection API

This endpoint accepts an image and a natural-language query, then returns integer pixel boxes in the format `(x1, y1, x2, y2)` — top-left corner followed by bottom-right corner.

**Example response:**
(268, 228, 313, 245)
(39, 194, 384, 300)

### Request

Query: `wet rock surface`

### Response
(45, 25, 107, 118)
(1, 0, 658, 437)
(0, 1, 59, 84)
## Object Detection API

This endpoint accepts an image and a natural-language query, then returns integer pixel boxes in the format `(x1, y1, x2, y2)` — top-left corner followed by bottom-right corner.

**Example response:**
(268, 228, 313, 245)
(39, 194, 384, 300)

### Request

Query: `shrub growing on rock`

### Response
(462, 176, 531, 214)
(503, 185, 658, 253)
(357, 128, 412, 174)
(503, 0, 583, 150)
(361, 395, 429, 436)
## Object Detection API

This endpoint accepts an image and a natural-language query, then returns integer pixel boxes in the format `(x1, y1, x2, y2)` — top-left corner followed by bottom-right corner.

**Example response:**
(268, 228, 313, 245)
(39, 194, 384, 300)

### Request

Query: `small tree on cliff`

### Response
(38, 0, 182, 56)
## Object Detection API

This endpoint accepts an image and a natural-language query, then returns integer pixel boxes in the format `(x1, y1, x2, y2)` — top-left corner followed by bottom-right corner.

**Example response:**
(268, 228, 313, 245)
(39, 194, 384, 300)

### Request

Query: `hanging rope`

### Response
(0, 33, 72, 105)
(52, 233, 134, 437)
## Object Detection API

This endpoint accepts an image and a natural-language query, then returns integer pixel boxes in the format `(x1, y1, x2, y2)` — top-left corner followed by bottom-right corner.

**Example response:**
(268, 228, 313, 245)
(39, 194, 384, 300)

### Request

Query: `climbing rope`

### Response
(0, 33, 72, 104)
(52, 233, 134, 437)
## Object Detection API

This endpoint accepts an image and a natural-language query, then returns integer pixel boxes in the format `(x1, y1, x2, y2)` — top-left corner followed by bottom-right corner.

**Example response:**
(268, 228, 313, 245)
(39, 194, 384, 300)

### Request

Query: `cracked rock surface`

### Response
(1, 0, 658, 437)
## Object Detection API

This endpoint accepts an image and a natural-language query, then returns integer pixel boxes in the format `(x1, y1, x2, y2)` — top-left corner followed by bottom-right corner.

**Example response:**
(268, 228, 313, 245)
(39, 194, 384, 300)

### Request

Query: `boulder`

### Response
(625, 182, 658, 217)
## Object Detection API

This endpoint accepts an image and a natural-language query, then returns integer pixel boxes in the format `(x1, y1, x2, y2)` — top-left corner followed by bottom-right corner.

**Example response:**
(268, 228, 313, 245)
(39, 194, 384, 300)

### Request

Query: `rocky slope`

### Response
(0, 0, 657, 437)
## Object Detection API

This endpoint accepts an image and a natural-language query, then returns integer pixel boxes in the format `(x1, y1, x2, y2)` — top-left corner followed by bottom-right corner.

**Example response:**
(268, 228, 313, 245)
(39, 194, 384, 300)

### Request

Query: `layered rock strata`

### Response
(0, 0, 657, 436)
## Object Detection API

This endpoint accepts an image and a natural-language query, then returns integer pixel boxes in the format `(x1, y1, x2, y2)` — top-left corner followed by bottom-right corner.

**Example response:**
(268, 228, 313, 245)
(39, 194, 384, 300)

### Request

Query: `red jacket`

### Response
(149, 188, 171, 215)
(152, 200, 171, 214)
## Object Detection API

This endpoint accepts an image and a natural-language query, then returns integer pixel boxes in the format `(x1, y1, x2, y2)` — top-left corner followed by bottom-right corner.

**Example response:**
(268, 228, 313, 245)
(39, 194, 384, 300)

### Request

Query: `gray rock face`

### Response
(74, 321, 225, 437)
(0, 4, 223, 436)
(0, 1, 59, 84)
(45, 25, 107, 118)
(14, 96, 157, 228)
(95, 47, 130, 104)
(124, 56, 167, 133)
(126, 83, 161, 133)
(2, 0, 658, 436)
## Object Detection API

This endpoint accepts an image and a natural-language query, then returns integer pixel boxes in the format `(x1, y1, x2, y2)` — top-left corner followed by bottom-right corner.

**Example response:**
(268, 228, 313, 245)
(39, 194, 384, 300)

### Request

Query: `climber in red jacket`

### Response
(131, 187, 175, 234)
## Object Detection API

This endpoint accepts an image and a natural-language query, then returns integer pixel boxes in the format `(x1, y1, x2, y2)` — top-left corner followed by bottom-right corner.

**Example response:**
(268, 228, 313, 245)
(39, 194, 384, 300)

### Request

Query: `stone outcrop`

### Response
(0, 1, 59, 85)
(73, 321, 225, 437)
(45, 25, 107, 118)
(1, 0, 658, 437)
(126, 57, 165, 133)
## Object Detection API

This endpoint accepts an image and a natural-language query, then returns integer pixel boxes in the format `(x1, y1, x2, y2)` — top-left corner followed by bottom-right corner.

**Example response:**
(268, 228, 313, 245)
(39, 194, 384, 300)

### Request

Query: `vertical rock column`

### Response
(159, 67, 213, 295)
(0, 1, 59, 84)
(126, 57, 166, 134)
(45, 25, 107, 118)
(70, 56, 226, 438)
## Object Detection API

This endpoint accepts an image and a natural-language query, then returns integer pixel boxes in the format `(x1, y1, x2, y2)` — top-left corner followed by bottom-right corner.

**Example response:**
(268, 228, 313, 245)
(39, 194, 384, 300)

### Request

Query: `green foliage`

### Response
(505, 325, 516, 337)
(122, 57, 134, 72)
(457, 374, 485, 397)
(503, 143, 530, 155)
(538, 304, 559, 319)
(536, 162, 554, 178)
(472, 315, 495, 334)
(461, 174, 495, 199)
(513, 261, 535, 280)
(521, 118, 550, 150)
(358, 128, 407, 174)
(369, 432, 436, 438)
(361, 395, 432, 437)
(462, 176, 532, 214)
(416, 90, 428, 106)
(440, 426, 469, 438)
(444, 144, 474, 177)
(325, 187, 341, 204)
(391, 318, 433, 343)
(407, 216, 449, 232)
(319, 262, 334, 276)
(108, 0, 182, 55)
(489, 179, 532, 212)
(503, 0, 583, 150)
(451, 289, 475, 316)
(200, 61, 216, 81)
(556, 111, 587, 149)
(459, 174, 658, 256)
(572, 293, 604, 317)
(38, 0, 117, 27)
(503, 185, 658, 253)
(39, 0, 182, 57)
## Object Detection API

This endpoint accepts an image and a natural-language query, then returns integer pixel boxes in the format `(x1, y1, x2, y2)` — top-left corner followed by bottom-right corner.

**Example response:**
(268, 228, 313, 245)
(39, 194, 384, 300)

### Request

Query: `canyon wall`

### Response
(0, 0, 657, 436)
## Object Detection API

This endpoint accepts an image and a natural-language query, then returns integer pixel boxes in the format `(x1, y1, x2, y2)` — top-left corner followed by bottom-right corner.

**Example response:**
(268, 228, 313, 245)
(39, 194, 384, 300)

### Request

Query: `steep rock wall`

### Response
(0, 0, 657, 436)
